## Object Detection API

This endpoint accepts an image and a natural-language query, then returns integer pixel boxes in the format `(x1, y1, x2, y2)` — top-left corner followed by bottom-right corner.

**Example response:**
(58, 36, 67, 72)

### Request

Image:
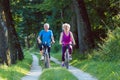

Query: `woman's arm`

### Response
(59, 32, 63, 44)
(70, 32, 76, 45)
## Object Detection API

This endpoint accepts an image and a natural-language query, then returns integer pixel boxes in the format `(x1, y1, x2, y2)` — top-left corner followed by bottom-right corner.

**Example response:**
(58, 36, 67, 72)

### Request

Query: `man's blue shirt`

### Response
(39, 30, 53, 46)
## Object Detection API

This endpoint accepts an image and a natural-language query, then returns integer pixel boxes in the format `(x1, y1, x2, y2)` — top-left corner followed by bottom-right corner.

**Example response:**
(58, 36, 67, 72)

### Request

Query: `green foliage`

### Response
(85, 0, 120, 44)
(10, 0, 43, 47)
(10, 0, 120, 52)
(37, 0, 72, 11)
(85, 0, 119, 29)
(51, 49, 120, 80)
(70, 59, 120, 80)
(0, 49, 32, 80)
(51, 41, 61, 53)
(93, 27, 120, 61)
(39, 68, 78, 80)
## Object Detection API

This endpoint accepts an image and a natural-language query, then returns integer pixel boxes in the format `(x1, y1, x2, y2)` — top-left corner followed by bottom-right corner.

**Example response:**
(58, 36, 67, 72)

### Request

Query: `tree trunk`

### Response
(0, 3, 11, 65)
(1, 0, 24, 64)
(25, 36, 31, 48)
(77, 0, 94, 48)
(72, 0, 94, 53)
(70, 4, 79, 48)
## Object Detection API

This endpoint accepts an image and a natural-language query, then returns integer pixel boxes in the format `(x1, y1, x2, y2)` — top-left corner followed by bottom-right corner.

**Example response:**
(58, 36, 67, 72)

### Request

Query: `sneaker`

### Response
(40, 56, 44, 60)
(69, 55, 72, 60)
(61, 63, 65, 67)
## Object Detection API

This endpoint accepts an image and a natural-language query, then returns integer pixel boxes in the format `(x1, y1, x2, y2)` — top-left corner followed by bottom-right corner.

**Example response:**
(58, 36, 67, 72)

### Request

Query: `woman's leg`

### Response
(62, 46, 66, 65)
(69, 45, 73, 55)
(68, 45, 73, 60)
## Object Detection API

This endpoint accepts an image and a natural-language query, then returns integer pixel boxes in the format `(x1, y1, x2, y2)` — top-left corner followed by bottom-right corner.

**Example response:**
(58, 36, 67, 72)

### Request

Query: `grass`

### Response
(71, 59, 120, 80)
(51, 51, 62, 61)
(31, 49, 61, 69)
(35, 49, 61, 68)
(39, 67, 78, 80)
(1, 47, 119, 80)
(0, 49, 32, 80)
(35, 50, 78, 80)
(45, 46, 120, 80)
(70, 52, 120, 80)
(51, 50, 120, 80)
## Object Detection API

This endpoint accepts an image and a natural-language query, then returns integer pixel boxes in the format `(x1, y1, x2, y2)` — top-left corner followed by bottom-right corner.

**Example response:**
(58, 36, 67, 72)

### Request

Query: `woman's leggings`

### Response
(62, 45, 72, 61)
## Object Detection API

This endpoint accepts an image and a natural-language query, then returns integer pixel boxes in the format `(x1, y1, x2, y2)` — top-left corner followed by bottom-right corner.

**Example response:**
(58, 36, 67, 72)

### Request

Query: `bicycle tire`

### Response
(65, 50, 69, 69)
(44, 52, 50, 68)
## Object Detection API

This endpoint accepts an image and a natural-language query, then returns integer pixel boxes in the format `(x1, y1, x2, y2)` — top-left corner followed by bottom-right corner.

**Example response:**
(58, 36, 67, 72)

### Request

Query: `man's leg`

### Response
(40, 50, 44, 60)
(48, 47, 51, 58)
(47, 46, 51, 67)
(39, 44, 44, 60)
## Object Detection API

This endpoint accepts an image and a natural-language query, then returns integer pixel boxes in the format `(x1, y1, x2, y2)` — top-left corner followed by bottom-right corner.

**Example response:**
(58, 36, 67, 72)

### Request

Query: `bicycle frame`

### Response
(64, 45, 71, 69)
(42, 43, 50, 68)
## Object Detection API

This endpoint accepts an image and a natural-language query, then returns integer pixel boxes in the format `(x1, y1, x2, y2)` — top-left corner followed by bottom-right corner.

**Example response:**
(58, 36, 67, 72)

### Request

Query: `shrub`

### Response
(51, 41, 61, 53)
(94, 27, 120, 61)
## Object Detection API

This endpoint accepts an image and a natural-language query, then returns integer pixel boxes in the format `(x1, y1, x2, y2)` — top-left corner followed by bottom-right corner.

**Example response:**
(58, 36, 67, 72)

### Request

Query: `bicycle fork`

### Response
(65, 49, 69, 69)
(44, 49, 50, 68)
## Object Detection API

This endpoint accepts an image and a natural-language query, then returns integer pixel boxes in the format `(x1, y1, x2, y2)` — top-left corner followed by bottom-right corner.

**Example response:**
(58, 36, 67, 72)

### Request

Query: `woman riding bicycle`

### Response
(59, 23, 76, 67)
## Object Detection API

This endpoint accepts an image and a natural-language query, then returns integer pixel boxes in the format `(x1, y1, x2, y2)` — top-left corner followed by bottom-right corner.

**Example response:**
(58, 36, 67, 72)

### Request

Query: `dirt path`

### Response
(21, 54, 97, 80)
(21, 54, 42, 80)
(51, 57, 98, 80)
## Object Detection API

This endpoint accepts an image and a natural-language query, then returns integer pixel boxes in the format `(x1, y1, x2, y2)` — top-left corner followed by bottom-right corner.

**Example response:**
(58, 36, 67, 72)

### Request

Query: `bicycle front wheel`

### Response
(65, 51, 69, 69)
(44, 53, 50, 68)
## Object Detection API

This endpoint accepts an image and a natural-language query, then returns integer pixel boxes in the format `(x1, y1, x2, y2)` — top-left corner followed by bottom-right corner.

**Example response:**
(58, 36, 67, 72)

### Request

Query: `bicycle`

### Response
(42, 42, 50, 68)
(64, 44, 72, 69)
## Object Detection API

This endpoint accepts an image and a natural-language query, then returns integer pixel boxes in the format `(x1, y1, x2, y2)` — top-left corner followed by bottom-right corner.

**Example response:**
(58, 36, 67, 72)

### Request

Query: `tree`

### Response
(0, 6, 9, 65)
(0, 0, 24, 65)
(72, 0, 94, 53)
(10, 0, 43, 48)
(84, 0, 120, 43)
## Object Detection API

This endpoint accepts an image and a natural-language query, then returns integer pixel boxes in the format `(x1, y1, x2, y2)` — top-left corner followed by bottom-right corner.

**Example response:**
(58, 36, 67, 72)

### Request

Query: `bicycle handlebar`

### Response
(62, 43, 73, 46)
(61, 44, 73, 49)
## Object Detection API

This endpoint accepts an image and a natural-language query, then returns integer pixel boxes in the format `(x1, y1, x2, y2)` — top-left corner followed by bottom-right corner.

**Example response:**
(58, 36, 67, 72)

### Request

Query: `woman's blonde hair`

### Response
(62, 23, 70, 29)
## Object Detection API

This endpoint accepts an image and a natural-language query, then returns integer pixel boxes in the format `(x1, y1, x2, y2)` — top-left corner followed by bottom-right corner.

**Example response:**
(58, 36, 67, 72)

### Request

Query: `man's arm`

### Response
(59, 32, 63, 44)
(51, 30, 55, 43)
(51, 36, 55, 43)
(37, 36, 42, 44)
(37, 30, 43, 44)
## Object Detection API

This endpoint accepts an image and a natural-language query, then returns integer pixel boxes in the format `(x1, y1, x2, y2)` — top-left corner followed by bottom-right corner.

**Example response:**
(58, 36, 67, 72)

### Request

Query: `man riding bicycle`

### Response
(37, 23, 55, 60)
(59, 23, 76, 67)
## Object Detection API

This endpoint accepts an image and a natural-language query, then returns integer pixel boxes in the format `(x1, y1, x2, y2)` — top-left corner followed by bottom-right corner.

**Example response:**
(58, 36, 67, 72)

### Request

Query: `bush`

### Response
(51, 41, 61, 53)
(93, 27, 120, 61)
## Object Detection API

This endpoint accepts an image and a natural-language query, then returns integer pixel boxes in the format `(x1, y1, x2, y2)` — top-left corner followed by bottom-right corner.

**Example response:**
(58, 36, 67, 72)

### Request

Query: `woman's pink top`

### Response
(62, 31, 72, 45)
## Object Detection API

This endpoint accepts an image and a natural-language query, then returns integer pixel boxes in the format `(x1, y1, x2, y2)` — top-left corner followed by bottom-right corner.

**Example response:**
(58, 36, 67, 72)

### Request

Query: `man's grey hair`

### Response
(44, 23, 49, 28)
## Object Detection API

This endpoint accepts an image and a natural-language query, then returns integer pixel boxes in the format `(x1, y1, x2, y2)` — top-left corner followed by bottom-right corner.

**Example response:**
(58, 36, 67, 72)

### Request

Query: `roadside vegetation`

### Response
(52, 27, 120, 80)
(0, 0, 119, 80)
(0, 49, 32, 80)
(35, 48, 78, 80)
(39, 68, 78, 80)
(0, 27, 119, 80)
